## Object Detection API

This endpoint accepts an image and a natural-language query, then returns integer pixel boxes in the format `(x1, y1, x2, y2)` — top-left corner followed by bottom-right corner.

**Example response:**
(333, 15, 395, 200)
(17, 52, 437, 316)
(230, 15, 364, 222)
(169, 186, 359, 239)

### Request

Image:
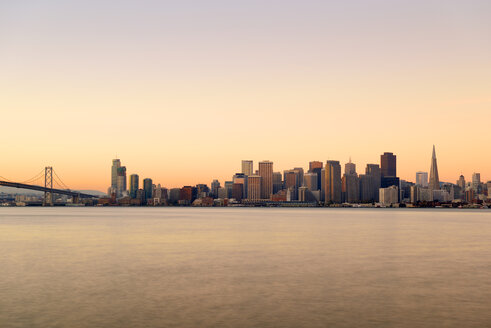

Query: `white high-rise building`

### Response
(379, 186, 399, 205)
(472, 173, 481, 192)
(416, 172, 428, 187)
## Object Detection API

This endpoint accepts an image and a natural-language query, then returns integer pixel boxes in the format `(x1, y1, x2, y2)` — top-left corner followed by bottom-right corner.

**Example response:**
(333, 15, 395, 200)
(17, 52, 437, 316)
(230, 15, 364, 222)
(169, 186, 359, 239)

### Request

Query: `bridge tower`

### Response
(43, 166, 53, 206)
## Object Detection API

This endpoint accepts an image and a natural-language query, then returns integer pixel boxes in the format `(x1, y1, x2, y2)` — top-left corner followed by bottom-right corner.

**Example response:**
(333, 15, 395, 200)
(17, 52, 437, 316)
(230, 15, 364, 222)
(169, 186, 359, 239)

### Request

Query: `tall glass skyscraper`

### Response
(130, 174, 139, 199)
(143, 178, 153, 202)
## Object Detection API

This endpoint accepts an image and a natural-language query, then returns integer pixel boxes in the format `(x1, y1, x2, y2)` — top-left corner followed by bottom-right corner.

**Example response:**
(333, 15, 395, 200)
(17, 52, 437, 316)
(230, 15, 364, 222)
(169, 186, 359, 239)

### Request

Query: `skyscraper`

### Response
(129, 174, 139, 199)
(247, 175, 262, 200)
(345, 159, 356, 175)
(309, 161, 323, 192)
(284, 170, 298, 200)
(303, 173, 318, 191)
(365, 164, 381, 201)
(472, 173, 481, 192)
(416, 171, 429, 187)
(273, 172, 283, 194)
(143, 178, 153, 202)
(233, 173, 248, 198)
(241, 160, 253, 176)
(111, 159, 121, 190)
(116, 166, 127, 197)
(429, 145, 440, 191)
(457, 175, 466, 190)
(259, 161, 273, 199)
(342, 159, 359, 203)
(210, 179, 220, 198)
(380, 152, 396, 177)
(324, 160, 342, 204)
(309, 161, 323, 172)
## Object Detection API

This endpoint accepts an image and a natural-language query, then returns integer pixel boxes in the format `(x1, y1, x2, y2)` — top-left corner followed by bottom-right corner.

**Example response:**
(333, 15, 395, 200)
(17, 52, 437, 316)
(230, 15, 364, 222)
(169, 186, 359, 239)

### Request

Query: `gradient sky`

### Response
(1, 0, 490, 191)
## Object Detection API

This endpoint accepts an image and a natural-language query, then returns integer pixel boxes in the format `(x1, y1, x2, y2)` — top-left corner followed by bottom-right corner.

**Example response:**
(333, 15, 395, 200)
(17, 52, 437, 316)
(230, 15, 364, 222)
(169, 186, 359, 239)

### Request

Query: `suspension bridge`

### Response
(0, 167, 99, 206)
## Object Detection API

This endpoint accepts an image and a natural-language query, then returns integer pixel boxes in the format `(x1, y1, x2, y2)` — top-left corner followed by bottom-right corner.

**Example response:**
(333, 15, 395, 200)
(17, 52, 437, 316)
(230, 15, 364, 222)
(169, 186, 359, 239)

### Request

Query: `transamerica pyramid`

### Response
(429, 145, 440, 190)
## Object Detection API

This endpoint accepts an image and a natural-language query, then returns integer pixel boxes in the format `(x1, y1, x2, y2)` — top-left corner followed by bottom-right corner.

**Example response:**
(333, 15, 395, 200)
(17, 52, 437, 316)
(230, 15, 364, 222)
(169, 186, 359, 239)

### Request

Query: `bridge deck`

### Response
(0, 181, 98, 198)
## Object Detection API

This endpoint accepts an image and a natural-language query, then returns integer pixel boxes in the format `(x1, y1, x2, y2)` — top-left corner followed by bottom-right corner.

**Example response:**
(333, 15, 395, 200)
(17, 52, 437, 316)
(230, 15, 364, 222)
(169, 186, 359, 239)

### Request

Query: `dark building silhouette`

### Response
(380, 152, 396, 177)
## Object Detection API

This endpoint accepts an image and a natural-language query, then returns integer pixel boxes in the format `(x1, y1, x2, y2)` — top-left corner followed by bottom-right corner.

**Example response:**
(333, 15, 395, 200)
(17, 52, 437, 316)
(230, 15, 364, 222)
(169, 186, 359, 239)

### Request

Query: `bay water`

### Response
(1, 208, 491, 327)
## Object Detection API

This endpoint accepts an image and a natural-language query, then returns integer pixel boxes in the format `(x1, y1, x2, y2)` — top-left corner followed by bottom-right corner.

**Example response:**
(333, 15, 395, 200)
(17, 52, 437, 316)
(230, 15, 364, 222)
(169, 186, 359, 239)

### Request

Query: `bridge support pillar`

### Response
(43, 166, 53, 206)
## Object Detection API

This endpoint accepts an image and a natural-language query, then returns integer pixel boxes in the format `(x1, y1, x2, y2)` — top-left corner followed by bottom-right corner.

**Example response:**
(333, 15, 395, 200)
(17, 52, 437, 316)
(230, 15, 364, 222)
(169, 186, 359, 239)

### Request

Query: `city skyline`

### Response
(1, 146, 490, 191)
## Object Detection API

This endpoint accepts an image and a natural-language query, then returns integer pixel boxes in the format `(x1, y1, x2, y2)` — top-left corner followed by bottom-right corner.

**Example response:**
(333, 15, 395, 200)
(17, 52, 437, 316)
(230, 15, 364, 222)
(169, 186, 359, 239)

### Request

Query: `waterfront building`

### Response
(129, 174, 139, 199)
(195, 184, 209, 198)
(379, 186, 399, 205)
(153, 184, 168, 205)
(259, 161, 273, 200)
(416, 172, 428, 187)
(298, 186, 308, 202)
(241, 160, 253, 176)
(420, 187, 433, 202)
(399, 180, 414, 202)
(168, 188, 181, 204)
(324, 160, 342, 204)
(429, 145, 440, 191)
(217, 187, 228, 199)
(247, 175, 262, 200)
(179, 186, 195, 203)
(380, 152, 396, 177)
(433, 189, 450, 202)
(135, 189, 145, 204)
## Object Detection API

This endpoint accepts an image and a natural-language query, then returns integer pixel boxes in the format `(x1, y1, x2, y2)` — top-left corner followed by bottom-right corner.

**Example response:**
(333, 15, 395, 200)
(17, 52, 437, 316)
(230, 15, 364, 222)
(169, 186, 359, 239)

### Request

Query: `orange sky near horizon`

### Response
(1, 1, 490, 191)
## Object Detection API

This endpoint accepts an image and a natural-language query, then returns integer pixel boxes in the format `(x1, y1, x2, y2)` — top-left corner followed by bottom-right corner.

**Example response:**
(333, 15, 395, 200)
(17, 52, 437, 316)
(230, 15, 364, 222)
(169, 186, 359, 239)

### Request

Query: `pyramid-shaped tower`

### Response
(429, 145, 440, 190)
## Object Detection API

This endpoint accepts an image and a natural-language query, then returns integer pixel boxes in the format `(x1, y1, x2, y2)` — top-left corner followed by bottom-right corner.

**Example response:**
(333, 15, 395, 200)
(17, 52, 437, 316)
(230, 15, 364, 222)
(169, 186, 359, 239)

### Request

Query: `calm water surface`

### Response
(1, 208, 491, 327)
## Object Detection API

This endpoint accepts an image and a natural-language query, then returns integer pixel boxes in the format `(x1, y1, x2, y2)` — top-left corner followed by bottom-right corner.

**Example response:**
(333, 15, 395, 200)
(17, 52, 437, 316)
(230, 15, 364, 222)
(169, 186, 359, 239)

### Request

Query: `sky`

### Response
(1, 0, 490, 191)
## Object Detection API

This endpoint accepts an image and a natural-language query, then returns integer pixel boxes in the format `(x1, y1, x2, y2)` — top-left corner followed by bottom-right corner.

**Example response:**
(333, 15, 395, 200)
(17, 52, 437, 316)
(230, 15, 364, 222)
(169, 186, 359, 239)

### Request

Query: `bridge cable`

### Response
(0, 169, 45, 184)
(53, 170, 70, 190)
(21, 170, 46, 184)
(19, 169, 46, 184)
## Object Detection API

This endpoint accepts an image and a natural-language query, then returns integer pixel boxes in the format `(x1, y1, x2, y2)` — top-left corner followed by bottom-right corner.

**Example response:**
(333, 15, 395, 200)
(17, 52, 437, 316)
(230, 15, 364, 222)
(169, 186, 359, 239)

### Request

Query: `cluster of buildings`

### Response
(103, 146, 490, 207)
